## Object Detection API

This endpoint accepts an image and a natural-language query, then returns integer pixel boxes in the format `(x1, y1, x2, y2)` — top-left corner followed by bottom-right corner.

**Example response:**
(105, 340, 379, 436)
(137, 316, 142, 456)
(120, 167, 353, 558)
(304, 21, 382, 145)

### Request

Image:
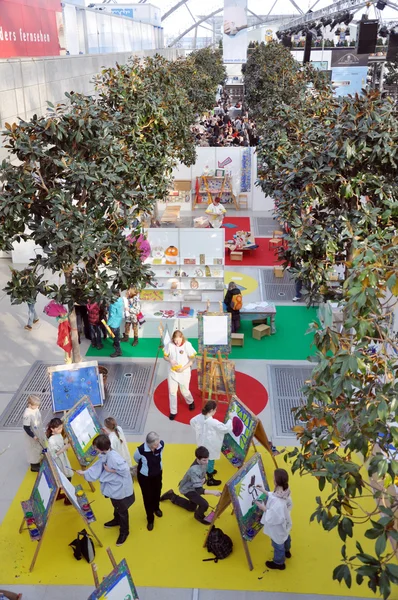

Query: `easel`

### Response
(222, 396, 278, 469)
(20, 455, 102, 572)
(204, 453, 269, 571)
(90, 548, 139, 600)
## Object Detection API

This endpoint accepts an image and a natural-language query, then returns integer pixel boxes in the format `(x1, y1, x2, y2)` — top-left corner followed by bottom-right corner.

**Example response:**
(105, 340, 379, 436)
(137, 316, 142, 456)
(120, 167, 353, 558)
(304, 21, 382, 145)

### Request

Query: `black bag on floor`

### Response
(203, 527, 233, 563)
(69, 529, 95, 563)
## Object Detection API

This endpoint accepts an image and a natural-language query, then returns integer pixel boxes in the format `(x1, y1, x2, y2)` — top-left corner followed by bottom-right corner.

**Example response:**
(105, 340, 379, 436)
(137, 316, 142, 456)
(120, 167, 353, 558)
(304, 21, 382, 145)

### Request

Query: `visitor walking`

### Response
(190, 400, 233, 486)
(255, 468, 293, 571)
(224, 281, 242, 333)
(133, 432, 165, 531)
(107, 293, 124, 358)
(25, 302, 39, 331)
(163, 330, 196, 420)
(160, 446, 221, 524)
(87, 301, 103, 350)
(122, 287, 141, 346)
(77, 434, 134, 546)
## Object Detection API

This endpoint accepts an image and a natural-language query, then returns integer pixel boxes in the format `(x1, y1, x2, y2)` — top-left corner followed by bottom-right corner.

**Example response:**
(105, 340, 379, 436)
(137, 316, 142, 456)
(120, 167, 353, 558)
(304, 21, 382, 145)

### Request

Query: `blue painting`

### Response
(48, 361, 103, 412)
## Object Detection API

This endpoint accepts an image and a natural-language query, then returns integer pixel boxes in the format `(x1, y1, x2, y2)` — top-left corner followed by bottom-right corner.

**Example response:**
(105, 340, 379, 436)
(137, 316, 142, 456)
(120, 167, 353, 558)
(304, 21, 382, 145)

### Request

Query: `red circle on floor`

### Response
(153, 369, 268, 424)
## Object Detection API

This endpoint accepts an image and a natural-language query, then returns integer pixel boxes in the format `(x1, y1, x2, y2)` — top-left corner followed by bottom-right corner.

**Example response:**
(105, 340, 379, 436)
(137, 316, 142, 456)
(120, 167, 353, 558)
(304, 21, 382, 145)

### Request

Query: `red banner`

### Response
(0, 0, 61, 58)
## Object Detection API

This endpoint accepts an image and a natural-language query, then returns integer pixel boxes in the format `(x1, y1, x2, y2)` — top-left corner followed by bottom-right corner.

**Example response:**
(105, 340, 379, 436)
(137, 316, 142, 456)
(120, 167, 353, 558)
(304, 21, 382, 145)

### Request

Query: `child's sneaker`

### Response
(266, 560, 286, 570)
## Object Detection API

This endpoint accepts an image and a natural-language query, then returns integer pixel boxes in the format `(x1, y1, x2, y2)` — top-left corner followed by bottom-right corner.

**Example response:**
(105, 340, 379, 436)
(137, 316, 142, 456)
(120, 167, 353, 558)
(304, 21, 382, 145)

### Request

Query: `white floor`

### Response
(0, 250, 369, 599)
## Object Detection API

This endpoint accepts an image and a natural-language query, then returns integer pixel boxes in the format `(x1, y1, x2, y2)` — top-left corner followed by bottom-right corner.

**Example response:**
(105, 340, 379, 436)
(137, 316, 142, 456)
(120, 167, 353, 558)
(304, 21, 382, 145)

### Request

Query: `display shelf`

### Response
(141, 227, 225, 337)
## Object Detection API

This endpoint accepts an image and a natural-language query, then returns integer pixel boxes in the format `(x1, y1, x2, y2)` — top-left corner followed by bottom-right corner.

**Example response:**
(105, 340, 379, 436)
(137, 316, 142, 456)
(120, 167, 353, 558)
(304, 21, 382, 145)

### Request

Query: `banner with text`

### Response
(0, 0, 61, 58)
(223, 0, 247, 64)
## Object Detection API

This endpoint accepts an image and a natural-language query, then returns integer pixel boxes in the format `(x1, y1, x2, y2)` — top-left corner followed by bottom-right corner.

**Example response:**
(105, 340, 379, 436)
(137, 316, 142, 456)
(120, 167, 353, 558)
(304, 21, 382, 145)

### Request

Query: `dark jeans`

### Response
(172, 490, 208, 520)
(272, 535, 291, 565)
(110, 327, 121, 352)
(90, 323, 102, 347)
(137, 472, 162, 523)
(295, 280, 303, 299)
(110, 492, 135, 536)
(231, 311, 241, 333)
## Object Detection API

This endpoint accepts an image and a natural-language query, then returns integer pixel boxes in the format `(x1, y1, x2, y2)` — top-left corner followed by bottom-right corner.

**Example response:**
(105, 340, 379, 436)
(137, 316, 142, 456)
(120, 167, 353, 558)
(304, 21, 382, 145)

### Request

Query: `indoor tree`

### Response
(0, 56, 197, 362)
(257, 84, 398, 597)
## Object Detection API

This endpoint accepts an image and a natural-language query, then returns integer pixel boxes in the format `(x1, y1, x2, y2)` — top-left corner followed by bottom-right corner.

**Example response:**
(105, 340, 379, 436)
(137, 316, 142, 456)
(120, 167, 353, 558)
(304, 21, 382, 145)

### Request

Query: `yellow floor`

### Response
(0, 444, 385, 596)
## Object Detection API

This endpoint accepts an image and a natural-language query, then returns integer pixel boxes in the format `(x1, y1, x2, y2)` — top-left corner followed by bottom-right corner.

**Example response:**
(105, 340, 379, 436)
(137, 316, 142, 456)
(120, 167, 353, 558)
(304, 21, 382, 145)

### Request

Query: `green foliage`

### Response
(384, 60, 398, 85)
(258, 80, 398, 596)
(0, 55, 199, 360)
(3, 267, 43, 305)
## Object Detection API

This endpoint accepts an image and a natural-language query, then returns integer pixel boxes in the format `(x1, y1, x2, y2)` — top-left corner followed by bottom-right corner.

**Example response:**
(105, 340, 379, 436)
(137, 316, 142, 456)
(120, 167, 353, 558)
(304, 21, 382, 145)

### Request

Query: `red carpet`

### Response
(153, 369, 268, 424)
(222, 217, 251, 230)
(225, 237, 283, 266)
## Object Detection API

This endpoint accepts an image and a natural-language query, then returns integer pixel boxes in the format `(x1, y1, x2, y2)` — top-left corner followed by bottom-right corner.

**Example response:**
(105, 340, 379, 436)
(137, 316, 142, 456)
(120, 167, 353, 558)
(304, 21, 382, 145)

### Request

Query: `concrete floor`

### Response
(0, 214, 369, 599)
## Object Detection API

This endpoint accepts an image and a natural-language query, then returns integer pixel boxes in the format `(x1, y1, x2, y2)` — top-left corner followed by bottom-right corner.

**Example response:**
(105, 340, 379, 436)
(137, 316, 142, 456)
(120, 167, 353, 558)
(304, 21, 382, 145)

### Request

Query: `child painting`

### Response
(46, 417, 73, 505)
(22, 395, 45, 472)
(103, 417, 132, 468)
(255, 468, 293, 570)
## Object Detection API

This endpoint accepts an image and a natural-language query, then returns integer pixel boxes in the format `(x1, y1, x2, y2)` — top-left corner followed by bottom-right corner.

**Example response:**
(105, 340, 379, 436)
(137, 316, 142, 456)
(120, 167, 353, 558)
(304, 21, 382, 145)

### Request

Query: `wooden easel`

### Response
(20, 455, 102, 572)
(201, 349, 233, 406)
(204, 486, 254, 570)
(92, 547, 117, 588)
(90, 548, 139, 600)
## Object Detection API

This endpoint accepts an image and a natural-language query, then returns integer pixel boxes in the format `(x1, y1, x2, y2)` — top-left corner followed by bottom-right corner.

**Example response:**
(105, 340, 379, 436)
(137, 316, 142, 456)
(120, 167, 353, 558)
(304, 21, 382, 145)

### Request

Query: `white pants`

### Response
(168, 368, 194, 415)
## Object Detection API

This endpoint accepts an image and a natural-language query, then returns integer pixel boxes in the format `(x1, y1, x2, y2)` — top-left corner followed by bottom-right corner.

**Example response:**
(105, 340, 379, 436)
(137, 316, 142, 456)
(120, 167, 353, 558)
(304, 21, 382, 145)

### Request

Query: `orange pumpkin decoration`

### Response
(165, 245, 178, 264)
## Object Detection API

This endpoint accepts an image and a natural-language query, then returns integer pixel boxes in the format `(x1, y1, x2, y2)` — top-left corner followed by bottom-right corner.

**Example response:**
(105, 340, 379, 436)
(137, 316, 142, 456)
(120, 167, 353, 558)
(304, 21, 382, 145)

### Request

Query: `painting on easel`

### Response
(221, 397, 278, 469)
(221, 397, 257, 467)
(230, 453, 269, 542)
(63, 396, 102, 467)
(88, 555, 138, 600)
(48, 361, 104, 413)
(198, 312, 231, 355)
(203, 453, 269, 571)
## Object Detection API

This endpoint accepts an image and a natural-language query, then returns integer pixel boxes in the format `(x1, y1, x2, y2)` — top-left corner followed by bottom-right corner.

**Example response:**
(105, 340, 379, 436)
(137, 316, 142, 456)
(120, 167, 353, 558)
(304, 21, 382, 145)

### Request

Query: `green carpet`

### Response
(86, 306, 317, 361)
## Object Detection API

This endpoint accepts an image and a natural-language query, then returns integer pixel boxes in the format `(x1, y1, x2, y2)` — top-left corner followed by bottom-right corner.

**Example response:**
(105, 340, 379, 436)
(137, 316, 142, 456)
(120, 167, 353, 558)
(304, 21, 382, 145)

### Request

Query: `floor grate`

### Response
(0, 361, 153, 434)
(268, 364, 314, 437)
(260, 269, 296, 303)
(253, 217, 281, 237)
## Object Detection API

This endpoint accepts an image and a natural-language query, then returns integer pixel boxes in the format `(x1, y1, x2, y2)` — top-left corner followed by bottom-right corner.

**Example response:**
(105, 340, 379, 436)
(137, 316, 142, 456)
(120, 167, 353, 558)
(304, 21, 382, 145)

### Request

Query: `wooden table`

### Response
(240, 303, 277, 334)
(225, 232, 257, 253)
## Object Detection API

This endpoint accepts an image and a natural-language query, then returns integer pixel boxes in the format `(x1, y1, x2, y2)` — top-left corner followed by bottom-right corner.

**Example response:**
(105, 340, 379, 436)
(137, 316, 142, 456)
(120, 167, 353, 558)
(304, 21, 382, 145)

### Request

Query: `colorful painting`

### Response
(88, 559, 138, 600)
(48, 361, 103, 413)
(21, 455, 59, 539)
(228, 453, 269, 542)
(140, 290, 164, 301)
(63, 396, 102, 467)
(240, 148, 251, 193)
(198, 312, 231, 355)
(197, 358, 235, 395)
(222, 397, 258, 467)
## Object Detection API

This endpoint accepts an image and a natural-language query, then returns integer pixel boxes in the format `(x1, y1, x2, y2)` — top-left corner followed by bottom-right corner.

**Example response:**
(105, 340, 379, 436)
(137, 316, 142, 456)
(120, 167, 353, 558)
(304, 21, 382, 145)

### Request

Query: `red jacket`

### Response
(87, 302, 100, 325)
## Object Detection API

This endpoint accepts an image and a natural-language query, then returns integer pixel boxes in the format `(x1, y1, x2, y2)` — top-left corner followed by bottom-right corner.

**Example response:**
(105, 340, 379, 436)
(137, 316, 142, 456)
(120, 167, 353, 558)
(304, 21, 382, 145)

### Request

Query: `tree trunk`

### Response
(64, 267, 81, 364)
(69, 307, 81, 363)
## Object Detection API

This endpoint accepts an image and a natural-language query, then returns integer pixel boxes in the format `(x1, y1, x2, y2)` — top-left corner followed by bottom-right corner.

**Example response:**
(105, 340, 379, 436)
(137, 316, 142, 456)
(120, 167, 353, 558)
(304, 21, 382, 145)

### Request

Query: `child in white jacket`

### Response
(190, 400, 233, 486)
(255, 468, 293, 571)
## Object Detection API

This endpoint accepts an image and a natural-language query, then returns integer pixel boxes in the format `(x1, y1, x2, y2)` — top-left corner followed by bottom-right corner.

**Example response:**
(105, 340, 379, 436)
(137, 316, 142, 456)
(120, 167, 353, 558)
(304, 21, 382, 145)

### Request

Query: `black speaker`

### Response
(387, 32, 398, 61)
(357, 20, 378, 54)
(282, 35, 292, 48)
(303, 32, 312, 64)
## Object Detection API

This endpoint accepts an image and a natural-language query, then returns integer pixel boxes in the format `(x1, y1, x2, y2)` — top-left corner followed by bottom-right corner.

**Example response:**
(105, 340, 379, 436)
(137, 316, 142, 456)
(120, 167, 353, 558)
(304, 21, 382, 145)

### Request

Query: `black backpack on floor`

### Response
(203, 527, 233, 563)
(69, 529, 95, 563)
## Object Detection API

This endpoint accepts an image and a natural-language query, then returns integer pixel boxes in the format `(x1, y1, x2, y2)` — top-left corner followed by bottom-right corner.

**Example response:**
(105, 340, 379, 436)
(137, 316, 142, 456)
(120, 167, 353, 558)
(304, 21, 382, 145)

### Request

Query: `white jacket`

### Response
(190, 414, 233, 460)
(108, 427, 132, 468)
(261, 489, 293, 545)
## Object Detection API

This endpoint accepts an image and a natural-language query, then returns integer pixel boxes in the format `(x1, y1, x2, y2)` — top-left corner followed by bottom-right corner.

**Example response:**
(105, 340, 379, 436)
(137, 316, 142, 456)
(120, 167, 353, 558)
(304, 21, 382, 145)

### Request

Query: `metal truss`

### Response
(168, 7, 223, 46)
(278, 0, 377, 31)
(162, 0, 189, 22)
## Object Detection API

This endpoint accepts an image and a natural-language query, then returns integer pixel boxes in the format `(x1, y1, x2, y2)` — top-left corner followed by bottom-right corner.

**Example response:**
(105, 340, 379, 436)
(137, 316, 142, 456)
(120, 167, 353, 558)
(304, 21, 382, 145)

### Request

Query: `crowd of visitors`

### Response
(193, 93, 258, 147)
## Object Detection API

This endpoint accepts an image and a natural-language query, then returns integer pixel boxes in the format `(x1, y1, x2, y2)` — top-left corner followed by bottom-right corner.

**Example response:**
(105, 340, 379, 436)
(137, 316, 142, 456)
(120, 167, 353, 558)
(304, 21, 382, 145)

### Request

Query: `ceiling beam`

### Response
(162, 0, 188, 22)
(168, 8, 223, 46)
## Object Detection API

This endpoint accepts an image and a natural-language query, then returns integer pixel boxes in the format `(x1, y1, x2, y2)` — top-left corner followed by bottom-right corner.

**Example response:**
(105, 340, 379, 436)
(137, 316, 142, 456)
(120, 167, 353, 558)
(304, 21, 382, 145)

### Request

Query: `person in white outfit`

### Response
(255, 468, 293, 571)
(163, 330, 196, 420)
(205, 196, 226, 228)
(103, 417, 132, 468)
(190, 400, 233, 486)
(46, 417, 73, 505)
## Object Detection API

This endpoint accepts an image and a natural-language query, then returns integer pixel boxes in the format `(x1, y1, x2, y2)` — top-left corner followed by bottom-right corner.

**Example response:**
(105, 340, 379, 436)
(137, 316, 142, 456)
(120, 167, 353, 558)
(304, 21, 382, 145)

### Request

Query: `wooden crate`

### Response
(231, 251, 243, 261)
(231, 333, 244, 347)
(252, 324, 270, 340)
(274, 266, 284, 278)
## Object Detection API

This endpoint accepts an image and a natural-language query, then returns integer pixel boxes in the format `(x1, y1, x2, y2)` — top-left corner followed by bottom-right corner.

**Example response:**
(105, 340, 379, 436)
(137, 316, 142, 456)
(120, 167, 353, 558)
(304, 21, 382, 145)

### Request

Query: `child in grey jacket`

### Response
(160, 446, 221, 524)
